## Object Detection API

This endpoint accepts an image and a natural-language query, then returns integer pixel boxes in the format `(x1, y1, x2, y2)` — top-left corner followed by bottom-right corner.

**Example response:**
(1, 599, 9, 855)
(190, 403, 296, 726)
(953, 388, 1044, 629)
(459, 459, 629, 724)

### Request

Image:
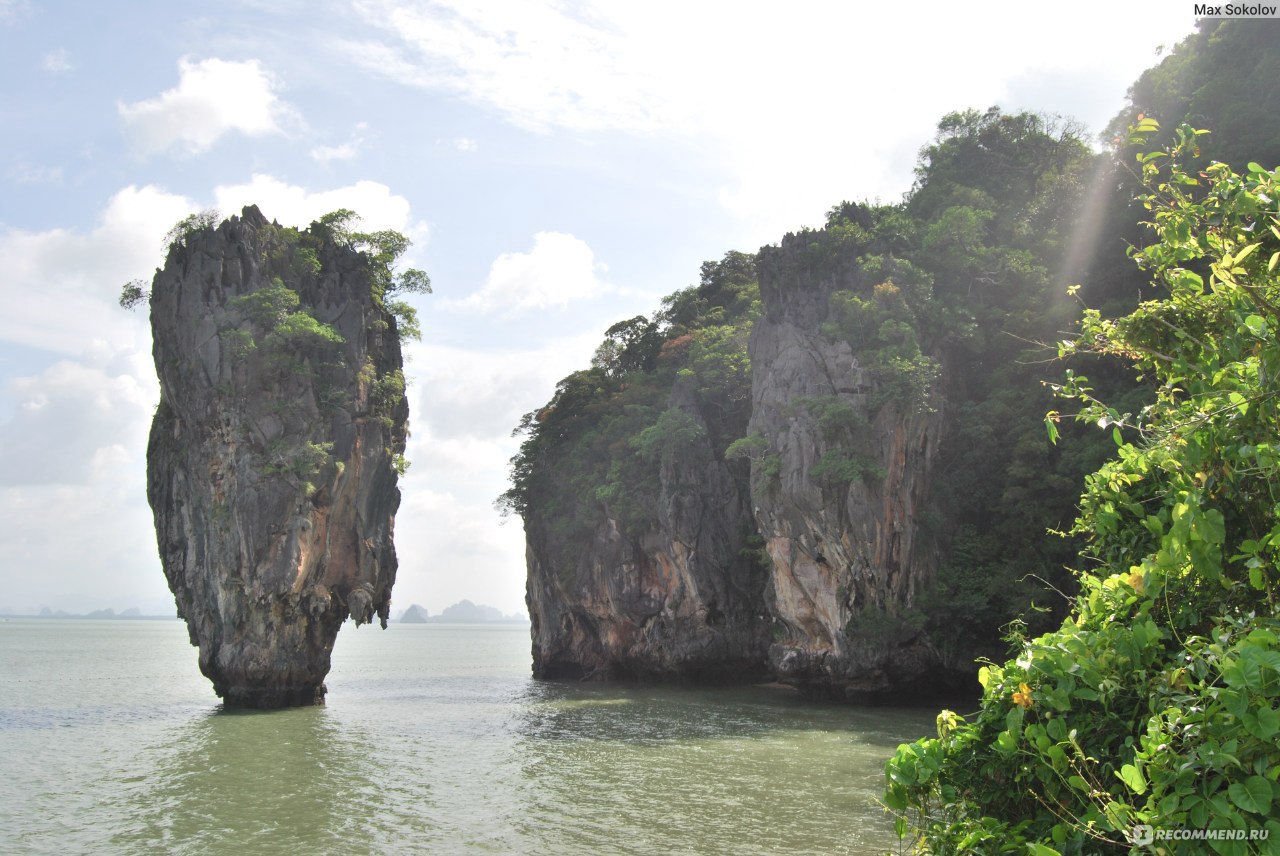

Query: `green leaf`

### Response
(1026, 844, 1062, 856)
(1244, 315, 1268, 337)
(1250, 566, 1267, 590)
(1234, 242, 1261, 263)
(1222, 655, 1262, 690)
(1117, 763, 1147, 795)
(1244, 706, 1280, 739)
(1227, 775, 1272, 815)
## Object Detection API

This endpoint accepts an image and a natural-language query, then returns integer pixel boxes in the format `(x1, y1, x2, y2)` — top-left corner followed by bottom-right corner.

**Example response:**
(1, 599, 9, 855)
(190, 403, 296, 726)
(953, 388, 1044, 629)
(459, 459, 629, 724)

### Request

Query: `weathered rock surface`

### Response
(146, 206, 408, 707)
(750, 236, 943, 699)
(525, 380, 770, 682)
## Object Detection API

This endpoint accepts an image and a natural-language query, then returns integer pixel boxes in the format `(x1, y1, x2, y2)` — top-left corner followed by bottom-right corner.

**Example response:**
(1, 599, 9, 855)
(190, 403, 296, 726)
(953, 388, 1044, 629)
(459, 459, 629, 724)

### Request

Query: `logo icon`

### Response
(1130, 824, 1154, 846)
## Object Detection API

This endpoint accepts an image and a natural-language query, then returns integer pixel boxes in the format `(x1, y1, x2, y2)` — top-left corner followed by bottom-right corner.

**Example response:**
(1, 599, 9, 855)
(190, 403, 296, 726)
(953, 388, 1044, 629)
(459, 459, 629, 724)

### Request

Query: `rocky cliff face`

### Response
(146, 206, 408, 708)
(516, 239, 951, 696)
(525, 380, 769, 682)
(750, 236, 943, 699)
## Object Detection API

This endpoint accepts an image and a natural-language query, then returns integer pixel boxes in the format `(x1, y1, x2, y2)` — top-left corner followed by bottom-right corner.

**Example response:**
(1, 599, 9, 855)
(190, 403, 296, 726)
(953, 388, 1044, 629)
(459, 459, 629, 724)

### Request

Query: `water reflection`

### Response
(1, 622, 937, 855)
(509, 680, 933, 855)
(112, 706, 393, 855)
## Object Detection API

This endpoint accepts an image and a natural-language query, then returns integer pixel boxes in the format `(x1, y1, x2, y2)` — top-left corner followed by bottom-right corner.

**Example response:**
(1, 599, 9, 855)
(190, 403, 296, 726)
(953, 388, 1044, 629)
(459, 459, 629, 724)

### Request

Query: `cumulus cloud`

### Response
(448, 231, 607, 314)
(391, 331, 602, 614)
(345, 0, 1198, 243)
(392, 486, 528, 614)
(118, 57, 294, 156)
(0, 176, 429, 357)
(0, 346, 155, 486)
(0, 173, 431, 613)
(0, 184, 192, 355)
(341, 0, 670, 134)
(0, 476, 168, 613)
(213, 173, 426, 240)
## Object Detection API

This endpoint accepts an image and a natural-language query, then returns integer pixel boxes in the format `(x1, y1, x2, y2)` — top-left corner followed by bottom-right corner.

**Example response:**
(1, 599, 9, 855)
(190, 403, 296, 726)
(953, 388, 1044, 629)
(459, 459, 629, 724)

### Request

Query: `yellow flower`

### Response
(1012, 682, 1033, 709)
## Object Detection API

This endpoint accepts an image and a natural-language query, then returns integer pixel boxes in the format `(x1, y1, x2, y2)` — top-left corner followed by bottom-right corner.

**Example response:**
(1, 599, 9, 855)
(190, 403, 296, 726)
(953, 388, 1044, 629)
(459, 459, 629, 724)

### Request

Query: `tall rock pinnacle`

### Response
(145, 206, 411, 707)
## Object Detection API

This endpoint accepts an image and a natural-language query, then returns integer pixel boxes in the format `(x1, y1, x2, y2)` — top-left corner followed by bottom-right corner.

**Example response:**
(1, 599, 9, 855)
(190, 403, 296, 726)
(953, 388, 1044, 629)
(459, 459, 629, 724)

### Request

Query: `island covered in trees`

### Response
(500, 19, 1280, 851)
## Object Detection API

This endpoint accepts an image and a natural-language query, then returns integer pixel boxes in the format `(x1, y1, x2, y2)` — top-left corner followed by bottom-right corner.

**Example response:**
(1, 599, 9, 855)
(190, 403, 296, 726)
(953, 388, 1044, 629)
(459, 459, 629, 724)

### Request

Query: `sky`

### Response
(0, 0, 1199, 617)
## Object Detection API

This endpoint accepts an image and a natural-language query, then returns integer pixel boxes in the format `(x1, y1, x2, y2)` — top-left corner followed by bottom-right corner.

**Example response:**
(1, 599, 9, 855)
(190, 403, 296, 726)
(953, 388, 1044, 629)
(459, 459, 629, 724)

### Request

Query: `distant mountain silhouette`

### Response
(400, 604, 430, 623)
(396, 599, 528, 624)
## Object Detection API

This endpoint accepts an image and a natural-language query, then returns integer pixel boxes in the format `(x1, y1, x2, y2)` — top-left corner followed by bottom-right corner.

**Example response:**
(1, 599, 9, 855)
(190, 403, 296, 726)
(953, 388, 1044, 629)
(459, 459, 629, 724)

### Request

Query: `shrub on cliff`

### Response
(885, 124, 1280, 854)
(498, 251, 758, 531)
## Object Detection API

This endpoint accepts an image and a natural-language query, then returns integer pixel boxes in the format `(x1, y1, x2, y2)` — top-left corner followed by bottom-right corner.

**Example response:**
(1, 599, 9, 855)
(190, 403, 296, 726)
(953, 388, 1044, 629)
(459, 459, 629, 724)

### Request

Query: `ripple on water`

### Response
(0, 621, 936, 855)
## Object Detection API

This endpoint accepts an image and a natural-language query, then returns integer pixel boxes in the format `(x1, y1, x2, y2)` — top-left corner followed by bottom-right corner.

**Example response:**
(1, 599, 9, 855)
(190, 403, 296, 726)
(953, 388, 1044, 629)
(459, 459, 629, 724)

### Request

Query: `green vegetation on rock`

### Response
(885, 123, 1280, 855)
(499, 252, 758, 536)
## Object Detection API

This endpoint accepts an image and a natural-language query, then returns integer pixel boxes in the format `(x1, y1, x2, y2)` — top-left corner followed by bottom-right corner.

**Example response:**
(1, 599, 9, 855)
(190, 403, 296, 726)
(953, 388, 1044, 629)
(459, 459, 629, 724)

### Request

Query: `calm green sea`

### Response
(0, 619, 935, 855)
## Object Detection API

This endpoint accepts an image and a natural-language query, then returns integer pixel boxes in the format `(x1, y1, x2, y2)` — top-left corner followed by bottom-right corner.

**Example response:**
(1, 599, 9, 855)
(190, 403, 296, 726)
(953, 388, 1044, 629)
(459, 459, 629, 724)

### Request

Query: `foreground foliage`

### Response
(885, 124, 1280, 854)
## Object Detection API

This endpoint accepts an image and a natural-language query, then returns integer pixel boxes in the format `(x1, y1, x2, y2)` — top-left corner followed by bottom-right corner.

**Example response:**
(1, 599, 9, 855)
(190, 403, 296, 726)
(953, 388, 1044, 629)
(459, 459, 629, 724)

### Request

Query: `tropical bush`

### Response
(885, 123, 1280, 855)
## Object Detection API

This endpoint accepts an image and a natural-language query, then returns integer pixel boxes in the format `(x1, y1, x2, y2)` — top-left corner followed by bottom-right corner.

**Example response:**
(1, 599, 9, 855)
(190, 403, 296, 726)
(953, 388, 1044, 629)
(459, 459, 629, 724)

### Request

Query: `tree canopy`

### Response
(886, 121, 1280, 855)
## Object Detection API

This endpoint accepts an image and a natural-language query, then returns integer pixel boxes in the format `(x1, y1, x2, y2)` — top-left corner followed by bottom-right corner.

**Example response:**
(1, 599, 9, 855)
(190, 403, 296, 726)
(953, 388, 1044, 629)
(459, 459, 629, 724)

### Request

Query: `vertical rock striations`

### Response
(515, 111, 1113, 700)
(750, 232, 943, 699)
(514, 257, 770, 682)
(524, 379, 769, 682)
(146, 206, 409, 708)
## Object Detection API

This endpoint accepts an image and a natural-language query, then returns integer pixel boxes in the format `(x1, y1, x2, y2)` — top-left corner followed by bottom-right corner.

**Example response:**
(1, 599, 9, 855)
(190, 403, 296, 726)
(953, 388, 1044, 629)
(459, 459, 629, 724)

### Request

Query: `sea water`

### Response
(0, 619, 935, 855)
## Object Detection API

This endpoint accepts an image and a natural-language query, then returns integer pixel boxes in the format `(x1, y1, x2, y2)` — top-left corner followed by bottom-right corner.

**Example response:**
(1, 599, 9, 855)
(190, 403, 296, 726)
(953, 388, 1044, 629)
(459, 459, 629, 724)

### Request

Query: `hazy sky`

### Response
(0, 1, 1197, 616)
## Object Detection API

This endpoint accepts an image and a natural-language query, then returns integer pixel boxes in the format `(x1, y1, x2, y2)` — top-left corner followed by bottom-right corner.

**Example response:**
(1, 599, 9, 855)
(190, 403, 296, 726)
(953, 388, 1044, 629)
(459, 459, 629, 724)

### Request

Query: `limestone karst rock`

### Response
(524, 377, 770, 682)
(749, 234, 943, 700)
(516, 233, 948, 699)
(146, 206, 409, 707)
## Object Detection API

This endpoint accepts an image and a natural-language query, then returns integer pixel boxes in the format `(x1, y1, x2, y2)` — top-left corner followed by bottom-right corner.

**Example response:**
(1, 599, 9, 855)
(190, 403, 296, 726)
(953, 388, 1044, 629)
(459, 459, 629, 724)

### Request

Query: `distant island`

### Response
(0, 607, 179, 620)
(397, 600, 528, 624)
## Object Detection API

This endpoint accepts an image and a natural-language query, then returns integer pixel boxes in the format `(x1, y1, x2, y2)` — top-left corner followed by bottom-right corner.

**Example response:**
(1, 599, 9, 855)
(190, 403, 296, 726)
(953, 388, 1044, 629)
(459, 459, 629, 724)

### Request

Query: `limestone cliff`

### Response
(749, 234, 943, 699)
(525, 378, 770, 682)
(512, 258, 770, 681)
(146, 206, 409, 708)
(514, 110, 1110, 699)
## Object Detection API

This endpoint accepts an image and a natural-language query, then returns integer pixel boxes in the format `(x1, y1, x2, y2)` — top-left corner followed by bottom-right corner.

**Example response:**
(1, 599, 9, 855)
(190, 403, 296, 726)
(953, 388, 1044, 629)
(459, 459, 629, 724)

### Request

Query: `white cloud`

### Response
(391, 331, 602, 614)
(392, 486, 528, 615)
(0, 184, 193, 355)
(346, 0, 1198, 243)
(213, 174, 426, 240)
(311, 121, 369, 162)
(42, 48, 72, 73)
(0, 186, 173, 610)
(448, 231, 607, 314)
(453, 137, 476, 152)
(342, 0, 671, 134)
(118, 57, 294, 156)
(0, 173, 432, 615)
(0, 345, 156, 486)
(0, 176, 429, 358)
(311, 141, 360, 162)
(0, 477, 168, 613)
